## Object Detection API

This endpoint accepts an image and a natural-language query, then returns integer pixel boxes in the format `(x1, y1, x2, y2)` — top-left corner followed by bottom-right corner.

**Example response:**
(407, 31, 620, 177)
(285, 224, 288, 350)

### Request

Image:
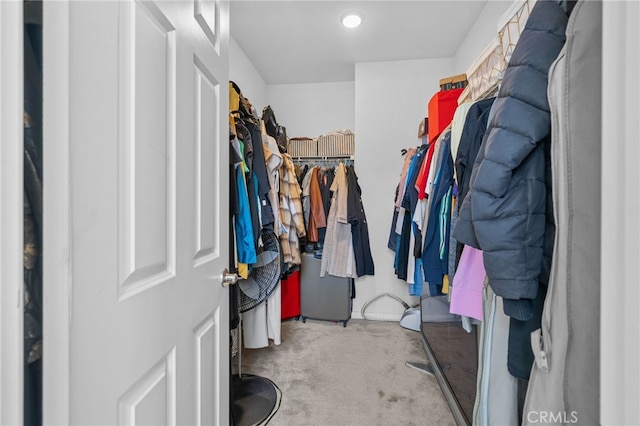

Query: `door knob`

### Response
(221, 268, 238, 287)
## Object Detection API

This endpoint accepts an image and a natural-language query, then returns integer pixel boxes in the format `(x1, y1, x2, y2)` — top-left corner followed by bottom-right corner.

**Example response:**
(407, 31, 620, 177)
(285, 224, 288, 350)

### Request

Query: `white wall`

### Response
(453, 0, 513, 74)
(266, 82, 355, 138)
(353, 57, 454, 320)
(230, 37, 354, 136)
(229, 36, 268, 115)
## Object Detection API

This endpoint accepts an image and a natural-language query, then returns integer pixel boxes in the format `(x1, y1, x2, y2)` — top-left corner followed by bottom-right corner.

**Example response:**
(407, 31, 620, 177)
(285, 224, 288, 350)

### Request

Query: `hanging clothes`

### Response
(261, 121, 284, 236)
(300, 168, 313, 230)
(416, 137, 439, 200)
(243, 122, 284, 350)
(450, 101, 474, 180)
(321, 163, 357, 278)
(421, 131, 454, 295)
(524, 2, 601, 423)
(389, 148, 416, 253)
(455, 98, 495, 208)
(449, 245, 486, 321)
(453, 0, 566, 323)
(244, 118, 275, 230)
(394, 145, 427, 283)
(473, 284, 519, 426)
(279, 153, 306, 267)
(307, 166, 327, 243)
(229, 89, 285, 350)
(405, 130, 442, 296)
(405, 144, 430, 288)
(387, 201, 400, 253)
(346, 165, 374, 277)
(317, 167, 334, 243)
(235, 122, 262, 246)
(230, 126, 257, 278)
(453, 97, 495, 265)
(454, 0, 567, 382)
(297, 164, 310, 185)
(242, 284, 282, 349)
(413, 129, 446, 265)
(409, 142, 435, 295)
(394, 148, 417, 209)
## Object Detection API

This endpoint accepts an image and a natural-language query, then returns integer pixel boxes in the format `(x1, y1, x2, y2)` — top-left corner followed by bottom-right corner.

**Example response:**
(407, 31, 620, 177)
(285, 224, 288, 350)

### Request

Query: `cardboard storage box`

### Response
(418, 117, 428, 138)
(439, 73, 468, 91)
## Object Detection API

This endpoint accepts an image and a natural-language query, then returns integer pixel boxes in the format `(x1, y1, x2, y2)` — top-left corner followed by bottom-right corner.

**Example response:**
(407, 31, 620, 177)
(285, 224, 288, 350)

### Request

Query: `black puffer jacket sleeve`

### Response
(453, 0, 567, 321)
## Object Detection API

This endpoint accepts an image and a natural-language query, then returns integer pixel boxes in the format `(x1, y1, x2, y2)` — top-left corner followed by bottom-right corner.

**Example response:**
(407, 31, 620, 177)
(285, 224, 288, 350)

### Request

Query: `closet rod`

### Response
(292, 155, 354, 162)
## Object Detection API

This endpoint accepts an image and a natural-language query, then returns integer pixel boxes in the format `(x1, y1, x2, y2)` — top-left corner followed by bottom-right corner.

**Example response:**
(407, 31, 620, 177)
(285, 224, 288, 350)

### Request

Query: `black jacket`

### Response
(347, 166, 375, 277)
(455, 97, 495, 208)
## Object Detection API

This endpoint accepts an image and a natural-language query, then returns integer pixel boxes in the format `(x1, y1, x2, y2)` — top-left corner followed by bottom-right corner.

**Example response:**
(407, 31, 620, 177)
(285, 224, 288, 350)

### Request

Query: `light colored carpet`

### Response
(237, 318, 456, 426)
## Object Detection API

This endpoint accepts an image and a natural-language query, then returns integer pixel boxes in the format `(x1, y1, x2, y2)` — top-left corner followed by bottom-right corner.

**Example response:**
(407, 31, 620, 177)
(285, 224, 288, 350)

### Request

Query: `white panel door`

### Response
(43, 1, 230, 424)
(0, 2, 24, 424)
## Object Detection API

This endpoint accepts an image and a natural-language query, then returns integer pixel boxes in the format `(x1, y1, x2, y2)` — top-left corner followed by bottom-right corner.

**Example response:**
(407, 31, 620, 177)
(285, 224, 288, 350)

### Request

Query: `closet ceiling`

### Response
(230, 0, 488, 85)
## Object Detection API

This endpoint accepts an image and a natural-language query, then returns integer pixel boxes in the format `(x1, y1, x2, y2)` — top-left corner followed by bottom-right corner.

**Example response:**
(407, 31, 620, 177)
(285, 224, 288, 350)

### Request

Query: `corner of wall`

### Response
(229, 36, 268, 113)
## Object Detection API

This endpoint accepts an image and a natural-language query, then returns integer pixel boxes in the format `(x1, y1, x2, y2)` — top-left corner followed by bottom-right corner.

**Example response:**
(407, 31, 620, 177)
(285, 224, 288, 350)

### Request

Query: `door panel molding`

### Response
(193, 309, 219, 425)
(118, 347, 177, 426)
(194, 0, 220, 53)
(193, 56, 221, 268)
(118, 0, 177, 301)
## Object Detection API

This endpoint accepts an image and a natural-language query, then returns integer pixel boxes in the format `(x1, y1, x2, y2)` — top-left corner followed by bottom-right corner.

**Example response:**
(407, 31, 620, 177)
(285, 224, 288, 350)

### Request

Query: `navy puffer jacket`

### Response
(453, 1, 567, 321)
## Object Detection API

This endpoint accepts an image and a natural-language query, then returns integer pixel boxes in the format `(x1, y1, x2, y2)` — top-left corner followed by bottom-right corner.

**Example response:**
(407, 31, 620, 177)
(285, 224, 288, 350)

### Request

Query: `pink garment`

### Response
(450, 245, 486, 321)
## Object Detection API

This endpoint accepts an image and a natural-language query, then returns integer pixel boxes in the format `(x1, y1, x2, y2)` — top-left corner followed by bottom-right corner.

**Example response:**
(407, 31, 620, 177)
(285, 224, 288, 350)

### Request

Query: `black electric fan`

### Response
(231, 231, 282, 426)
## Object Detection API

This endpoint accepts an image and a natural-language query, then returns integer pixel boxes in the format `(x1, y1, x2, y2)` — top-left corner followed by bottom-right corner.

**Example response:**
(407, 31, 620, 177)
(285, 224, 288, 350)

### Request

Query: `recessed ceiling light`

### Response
(341, 13, 362, 29)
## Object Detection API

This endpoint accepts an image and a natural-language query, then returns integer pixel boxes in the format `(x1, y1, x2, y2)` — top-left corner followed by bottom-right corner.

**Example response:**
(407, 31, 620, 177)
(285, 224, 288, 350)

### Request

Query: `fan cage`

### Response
(237, 231, 282, 313)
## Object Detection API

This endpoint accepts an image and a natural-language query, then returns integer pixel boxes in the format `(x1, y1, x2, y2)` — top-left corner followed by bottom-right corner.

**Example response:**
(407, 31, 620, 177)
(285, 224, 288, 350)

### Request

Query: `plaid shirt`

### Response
(279, 154, 306, 266)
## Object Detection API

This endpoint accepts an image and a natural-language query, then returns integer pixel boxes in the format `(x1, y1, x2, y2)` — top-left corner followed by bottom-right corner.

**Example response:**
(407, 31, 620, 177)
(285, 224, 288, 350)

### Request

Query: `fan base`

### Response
(231, 374, 279, 426)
